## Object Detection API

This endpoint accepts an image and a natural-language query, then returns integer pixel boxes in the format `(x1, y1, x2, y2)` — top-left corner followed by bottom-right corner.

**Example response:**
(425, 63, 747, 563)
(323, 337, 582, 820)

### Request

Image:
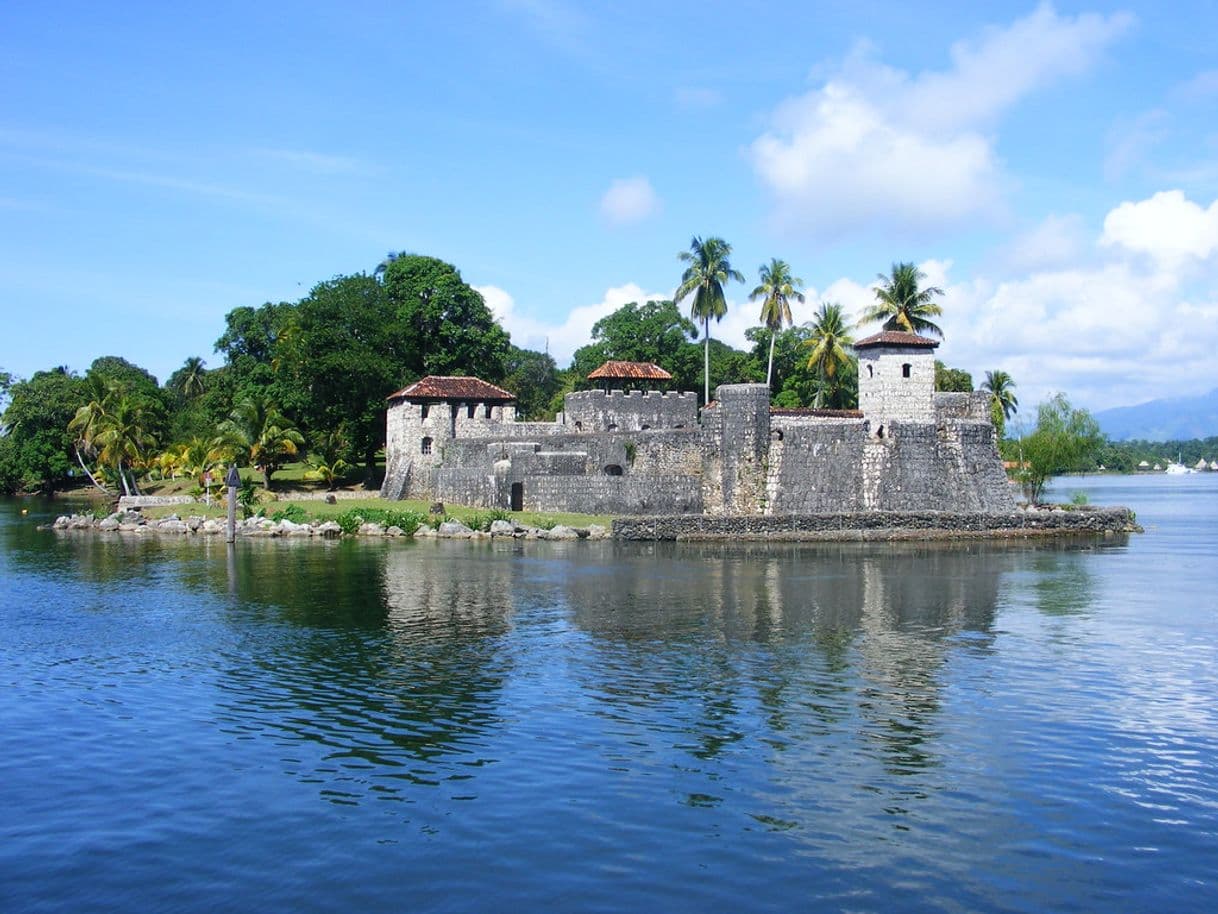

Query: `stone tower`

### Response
(855, 330, 939, 432)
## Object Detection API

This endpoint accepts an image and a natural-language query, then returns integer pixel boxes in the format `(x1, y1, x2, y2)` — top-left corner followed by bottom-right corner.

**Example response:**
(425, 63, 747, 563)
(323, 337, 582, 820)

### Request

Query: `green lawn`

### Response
(138, 460, 613, 528)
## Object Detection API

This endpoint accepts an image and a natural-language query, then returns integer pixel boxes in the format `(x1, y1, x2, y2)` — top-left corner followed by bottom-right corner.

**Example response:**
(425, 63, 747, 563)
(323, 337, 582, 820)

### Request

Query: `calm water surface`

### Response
(2, 475, 1217, 912)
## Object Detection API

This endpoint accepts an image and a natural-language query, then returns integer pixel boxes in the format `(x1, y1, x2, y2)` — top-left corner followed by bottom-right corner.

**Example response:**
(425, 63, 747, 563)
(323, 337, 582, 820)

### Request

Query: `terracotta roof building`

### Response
(586, 360, 673, 382)
(387, 376, 516, 402)
(853, 330, 940, 350)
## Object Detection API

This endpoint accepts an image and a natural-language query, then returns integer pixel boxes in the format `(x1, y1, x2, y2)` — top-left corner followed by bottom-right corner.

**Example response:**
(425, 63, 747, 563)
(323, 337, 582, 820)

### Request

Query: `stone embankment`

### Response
(612, 507, 1142, 541)
(49, 511, 609, 541)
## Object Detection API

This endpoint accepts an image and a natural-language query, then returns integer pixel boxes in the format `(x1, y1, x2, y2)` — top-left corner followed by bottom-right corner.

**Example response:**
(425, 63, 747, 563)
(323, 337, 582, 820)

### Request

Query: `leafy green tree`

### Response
(805, 303, 856, 408)
(1015, 394, 1104, 504)
(218, 394, 305, 490)
(674, 236, 744, 403)
(0, 367, 12, 411)
(862, 262, 944, 337)
(282, 273, 401, 486)
(213, 301, 298, 414)
(504, 346, 561, 420)
(569, 299, 699, 389)
(751, 259, 805, 389)
(1, 367, 87, 492)
(982, 369, 1018, 438)
(934, 361, 973, 392)
(381, 254, 511, 381)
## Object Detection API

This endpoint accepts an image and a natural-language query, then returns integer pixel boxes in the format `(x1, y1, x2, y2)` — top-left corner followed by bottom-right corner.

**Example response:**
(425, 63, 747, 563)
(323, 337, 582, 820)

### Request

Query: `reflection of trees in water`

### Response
(215, 542, 514, 805)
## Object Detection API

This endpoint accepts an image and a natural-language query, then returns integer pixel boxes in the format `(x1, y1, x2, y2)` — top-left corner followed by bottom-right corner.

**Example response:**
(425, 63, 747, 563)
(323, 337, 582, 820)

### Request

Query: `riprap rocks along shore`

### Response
(47, 511, 610, 541)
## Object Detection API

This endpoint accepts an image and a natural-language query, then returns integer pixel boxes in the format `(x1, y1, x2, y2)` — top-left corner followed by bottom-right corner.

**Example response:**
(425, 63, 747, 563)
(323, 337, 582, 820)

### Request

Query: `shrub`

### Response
(335, 510, 364, 535)
(533, 515, 559, 530)
(271, 504, 310, 524)
(1069, 491, 1089, 507)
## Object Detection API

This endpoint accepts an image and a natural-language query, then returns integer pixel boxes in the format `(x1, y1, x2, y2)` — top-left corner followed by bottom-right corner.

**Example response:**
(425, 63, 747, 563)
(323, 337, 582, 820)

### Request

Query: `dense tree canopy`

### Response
(0, 368, 87, 492)
(381, 255, 511, 381)
(1013, 394, 1104, 503)
(281, 273, 401, 484)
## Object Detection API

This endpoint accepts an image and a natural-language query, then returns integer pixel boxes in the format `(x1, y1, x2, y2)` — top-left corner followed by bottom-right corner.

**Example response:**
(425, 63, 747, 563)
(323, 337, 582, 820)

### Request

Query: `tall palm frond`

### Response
(673, 235, 744, 402)
(751, 258, 805, 389)
(861, 261, 944, 338)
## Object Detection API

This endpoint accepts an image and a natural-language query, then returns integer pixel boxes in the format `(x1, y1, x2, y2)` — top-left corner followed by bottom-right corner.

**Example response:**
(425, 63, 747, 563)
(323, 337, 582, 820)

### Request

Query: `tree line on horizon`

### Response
(0, 244, 1027, 497)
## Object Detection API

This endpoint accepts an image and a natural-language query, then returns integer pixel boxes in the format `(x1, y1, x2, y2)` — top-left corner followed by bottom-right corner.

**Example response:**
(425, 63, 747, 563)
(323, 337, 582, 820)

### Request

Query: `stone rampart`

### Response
(768, 420, 867, 513)
(613, 507, 1140, 541)
(564, 389, 698, 433)
(525, 475, 701, 515)
(935, 391, 993, 422)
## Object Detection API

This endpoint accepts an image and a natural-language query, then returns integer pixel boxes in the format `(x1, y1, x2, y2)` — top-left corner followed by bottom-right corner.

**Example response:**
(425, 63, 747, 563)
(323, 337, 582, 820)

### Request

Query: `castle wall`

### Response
(701, 384, 770, 516)
(563, 389, 698, 433)
(767, 419, 868, 513)
(383, 373, 1013, 518)
(935, 391, 993, 422)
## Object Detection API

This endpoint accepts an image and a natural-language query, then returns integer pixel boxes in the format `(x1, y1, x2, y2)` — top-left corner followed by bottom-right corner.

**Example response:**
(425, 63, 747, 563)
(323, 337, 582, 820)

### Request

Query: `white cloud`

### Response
(599, 176, 660, 225)
(1100, 190, 1218, 267)
(477, 282, 668, 363)
(749, 4, 1131, 235)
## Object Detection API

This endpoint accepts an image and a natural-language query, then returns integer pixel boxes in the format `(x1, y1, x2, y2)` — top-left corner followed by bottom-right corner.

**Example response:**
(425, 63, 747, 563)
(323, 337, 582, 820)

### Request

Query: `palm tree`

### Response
(674, 236, 744, 402)
(862, 262, 944, 338)
(173, 357, 208, 399)
(751, 259, 806, 389)
(218, 394, 305, 490)
(70, 381, 158, 496)
(981, 370, 1019, 437)
(804, 303, 855, 408)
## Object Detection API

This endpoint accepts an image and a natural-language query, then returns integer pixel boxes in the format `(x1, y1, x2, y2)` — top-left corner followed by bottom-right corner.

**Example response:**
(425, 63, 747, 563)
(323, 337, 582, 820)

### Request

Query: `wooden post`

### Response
(225, 464, 240, 544)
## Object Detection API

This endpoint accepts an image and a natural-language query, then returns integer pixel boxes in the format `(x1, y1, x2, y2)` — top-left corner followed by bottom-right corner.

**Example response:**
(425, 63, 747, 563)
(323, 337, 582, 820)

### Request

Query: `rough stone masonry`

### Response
(380, 330, 1016, 518)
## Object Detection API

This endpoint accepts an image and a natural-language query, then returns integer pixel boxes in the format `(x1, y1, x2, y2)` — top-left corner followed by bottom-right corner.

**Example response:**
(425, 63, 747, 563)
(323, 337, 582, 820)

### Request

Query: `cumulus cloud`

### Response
(1100, 190, 1218, 267)
(477, 282, 669, 363)
(749, 4, 1131, 235)
(599, 176, 660, 225)
(933, 192, 1218, 411)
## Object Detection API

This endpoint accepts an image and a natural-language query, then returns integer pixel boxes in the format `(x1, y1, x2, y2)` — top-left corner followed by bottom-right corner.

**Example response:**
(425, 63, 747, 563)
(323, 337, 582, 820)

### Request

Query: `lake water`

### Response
(2, 475, 1217, 913)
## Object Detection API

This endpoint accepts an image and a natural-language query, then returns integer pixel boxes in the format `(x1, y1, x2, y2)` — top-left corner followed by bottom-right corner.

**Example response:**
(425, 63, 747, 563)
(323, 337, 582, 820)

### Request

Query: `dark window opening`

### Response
(876, 425, 885, 439)
(510, 482, 523, 511)
(902, 363, 912, 378)
(421, 436, 433, 455)
(603, 464, 624, 476)
(467, 403, 476, 419)
(608, 423, 618, 431)
(772, 428, 784, 441)
(574, 420, 583, 431)
(641, 424, 650, 430)
(420, 404, 429, 418)
(867, 364, 874, 378)
(485, 404, 493, 418)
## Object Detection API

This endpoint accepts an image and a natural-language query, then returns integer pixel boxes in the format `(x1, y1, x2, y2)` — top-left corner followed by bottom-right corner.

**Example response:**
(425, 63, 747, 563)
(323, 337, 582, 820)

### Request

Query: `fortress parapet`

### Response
(563, 388, 699, 433)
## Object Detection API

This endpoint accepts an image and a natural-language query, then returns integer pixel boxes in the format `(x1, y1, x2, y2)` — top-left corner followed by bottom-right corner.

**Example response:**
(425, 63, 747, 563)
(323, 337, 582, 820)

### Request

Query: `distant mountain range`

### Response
(1095, 388, 1218, 442)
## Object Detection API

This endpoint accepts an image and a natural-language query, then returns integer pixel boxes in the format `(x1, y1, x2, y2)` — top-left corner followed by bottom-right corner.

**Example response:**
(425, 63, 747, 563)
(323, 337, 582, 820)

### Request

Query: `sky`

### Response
(2, 0, 1217, 415)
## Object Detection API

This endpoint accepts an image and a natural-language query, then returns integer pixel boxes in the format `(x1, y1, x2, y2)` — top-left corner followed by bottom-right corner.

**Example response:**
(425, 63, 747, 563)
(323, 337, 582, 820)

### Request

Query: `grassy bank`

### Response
(141, 495, 612, 532)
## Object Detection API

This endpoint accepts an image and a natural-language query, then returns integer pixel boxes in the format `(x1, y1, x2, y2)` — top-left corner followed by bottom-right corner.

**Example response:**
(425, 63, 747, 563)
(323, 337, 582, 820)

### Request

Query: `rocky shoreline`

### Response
(47, 510, 610, 541)
(45, 504, 1141, 544)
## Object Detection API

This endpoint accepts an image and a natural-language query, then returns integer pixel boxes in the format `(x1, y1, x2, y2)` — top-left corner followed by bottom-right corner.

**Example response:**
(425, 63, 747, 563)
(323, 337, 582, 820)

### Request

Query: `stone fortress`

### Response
(380, 330, 1015, 517)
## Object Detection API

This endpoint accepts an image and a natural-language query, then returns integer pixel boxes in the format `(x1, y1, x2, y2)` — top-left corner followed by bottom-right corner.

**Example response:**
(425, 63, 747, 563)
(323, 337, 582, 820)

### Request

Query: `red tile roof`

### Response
(387, 376, 516, 401)
(853, 330, 940, 350)
(586, 360, 673, 381)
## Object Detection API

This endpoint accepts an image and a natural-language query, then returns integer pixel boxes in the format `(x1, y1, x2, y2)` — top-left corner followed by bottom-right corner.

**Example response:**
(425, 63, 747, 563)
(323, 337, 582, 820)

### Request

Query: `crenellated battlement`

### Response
(566, 389, 697, 402)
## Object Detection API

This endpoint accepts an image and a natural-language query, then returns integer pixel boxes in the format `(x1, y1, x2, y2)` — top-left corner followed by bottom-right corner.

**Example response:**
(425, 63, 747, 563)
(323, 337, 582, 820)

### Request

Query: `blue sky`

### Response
(2, 1, 1216, 414)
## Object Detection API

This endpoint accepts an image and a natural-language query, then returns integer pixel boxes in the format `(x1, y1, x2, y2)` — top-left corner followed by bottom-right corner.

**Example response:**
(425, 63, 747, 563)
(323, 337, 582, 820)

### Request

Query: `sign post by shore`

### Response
(225, 465, 240, 544)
